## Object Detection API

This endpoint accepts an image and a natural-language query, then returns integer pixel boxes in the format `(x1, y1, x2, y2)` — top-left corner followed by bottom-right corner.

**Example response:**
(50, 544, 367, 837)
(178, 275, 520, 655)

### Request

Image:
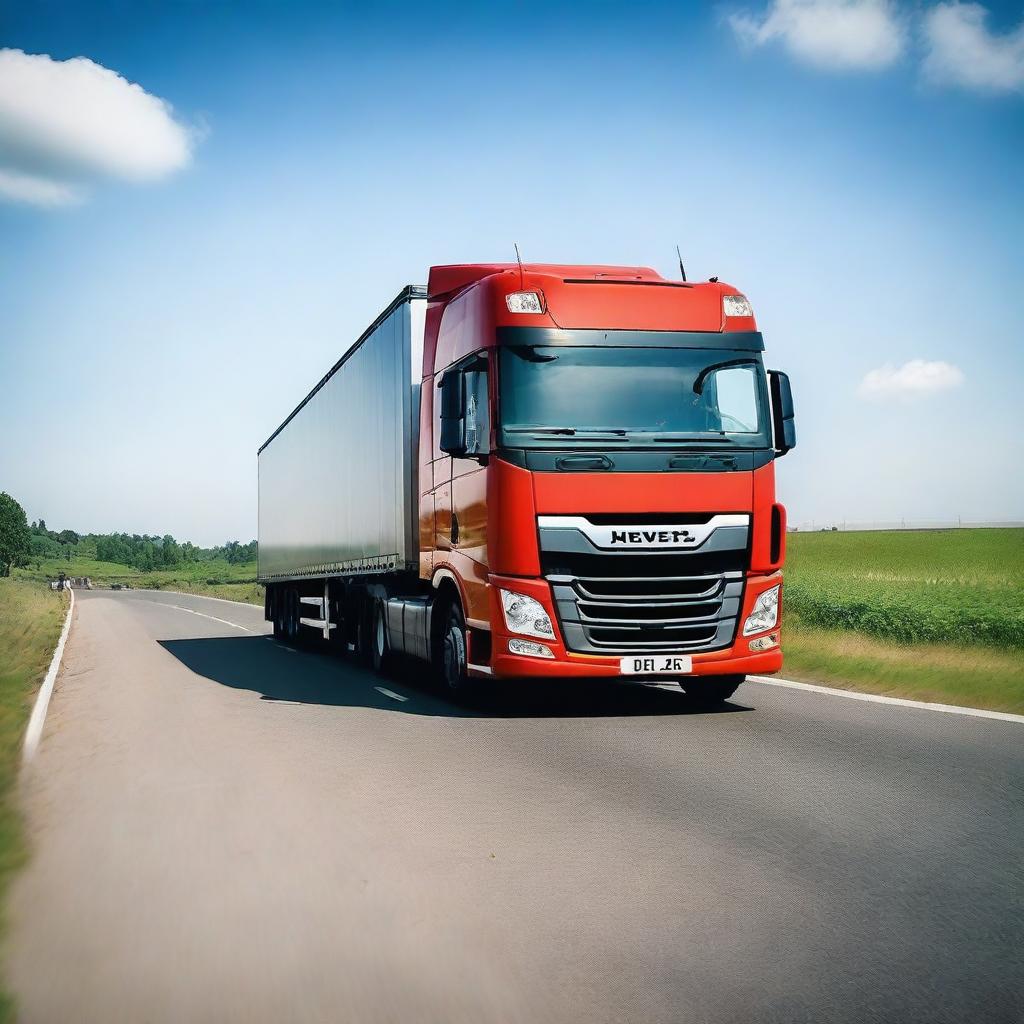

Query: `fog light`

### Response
(508, 638, 554, 659)
(749, 632, 779, 652)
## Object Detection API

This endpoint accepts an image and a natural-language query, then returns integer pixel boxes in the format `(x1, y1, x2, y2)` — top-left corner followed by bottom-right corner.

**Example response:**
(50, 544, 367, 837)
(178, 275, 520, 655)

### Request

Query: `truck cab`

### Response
(418, 263, 795, 698)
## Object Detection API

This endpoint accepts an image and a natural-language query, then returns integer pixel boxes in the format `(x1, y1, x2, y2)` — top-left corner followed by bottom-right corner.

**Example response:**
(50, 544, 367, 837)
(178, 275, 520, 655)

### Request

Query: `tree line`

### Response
(0, 492, 257, 576)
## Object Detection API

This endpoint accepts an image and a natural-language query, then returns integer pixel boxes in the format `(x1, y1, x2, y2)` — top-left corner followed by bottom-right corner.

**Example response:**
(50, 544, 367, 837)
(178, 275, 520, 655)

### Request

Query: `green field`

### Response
(782, 529, 1024, 712)
(784, 528, 1023, 648)
(0, 579, 68, 1022)
(14, 556, 263, 606)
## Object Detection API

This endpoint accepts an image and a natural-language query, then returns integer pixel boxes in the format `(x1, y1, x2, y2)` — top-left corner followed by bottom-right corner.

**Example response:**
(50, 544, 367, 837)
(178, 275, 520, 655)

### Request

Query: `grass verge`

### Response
(0, 578, 68, 1021)
(143, 580, 264, 605)
(781, 615, 1024, 715)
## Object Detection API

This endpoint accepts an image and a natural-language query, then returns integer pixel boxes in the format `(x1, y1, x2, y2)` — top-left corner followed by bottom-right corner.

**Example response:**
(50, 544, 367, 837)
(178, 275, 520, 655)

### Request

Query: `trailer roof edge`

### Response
(258, 285, 427, 455)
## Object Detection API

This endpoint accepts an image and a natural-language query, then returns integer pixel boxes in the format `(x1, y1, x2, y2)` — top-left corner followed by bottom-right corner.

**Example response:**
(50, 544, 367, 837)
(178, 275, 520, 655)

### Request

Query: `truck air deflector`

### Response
(496, 328, 764, 350)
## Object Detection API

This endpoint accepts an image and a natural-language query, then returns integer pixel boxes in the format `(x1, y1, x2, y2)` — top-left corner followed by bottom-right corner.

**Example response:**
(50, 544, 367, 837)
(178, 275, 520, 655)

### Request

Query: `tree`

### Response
(0, 493, 31, 578)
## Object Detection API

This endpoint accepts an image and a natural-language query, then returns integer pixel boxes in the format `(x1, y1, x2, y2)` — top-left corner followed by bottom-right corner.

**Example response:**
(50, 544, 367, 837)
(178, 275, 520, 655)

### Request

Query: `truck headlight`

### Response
(500, 589, 555, 639)
(743, 585, 780, 636)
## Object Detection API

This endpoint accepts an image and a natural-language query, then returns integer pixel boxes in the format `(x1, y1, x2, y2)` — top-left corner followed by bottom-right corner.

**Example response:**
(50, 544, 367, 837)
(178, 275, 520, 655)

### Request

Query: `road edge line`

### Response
(747, 674, 1024, 724)
(23, 586, 75, 764)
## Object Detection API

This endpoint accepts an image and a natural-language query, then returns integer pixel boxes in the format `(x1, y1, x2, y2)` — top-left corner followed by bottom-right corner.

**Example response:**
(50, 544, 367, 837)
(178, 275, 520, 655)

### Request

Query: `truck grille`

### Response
(538, 515, 749, 655)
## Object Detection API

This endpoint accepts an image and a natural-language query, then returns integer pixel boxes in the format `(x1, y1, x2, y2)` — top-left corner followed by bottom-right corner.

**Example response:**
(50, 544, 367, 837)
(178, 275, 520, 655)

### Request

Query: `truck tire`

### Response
(286, 588, 299, 643)
(272, 588, 286, 640)
(439, 601, 473, 697)
(679, 675, 744, 706)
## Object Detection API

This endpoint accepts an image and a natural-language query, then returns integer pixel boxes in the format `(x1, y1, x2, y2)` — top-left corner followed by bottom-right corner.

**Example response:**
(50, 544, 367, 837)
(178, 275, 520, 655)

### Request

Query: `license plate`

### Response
(619, 655, 692, 676)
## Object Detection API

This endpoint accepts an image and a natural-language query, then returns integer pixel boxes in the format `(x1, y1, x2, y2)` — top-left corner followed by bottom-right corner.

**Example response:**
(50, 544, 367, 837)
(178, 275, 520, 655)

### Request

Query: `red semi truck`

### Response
(258, 262, 795, 702)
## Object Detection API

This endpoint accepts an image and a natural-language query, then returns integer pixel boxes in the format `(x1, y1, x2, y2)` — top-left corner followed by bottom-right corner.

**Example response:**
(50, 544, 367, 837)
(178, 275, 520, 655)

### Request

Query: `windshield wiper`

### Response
(504, 426, 628, 436)
(647, 435, 734, 443)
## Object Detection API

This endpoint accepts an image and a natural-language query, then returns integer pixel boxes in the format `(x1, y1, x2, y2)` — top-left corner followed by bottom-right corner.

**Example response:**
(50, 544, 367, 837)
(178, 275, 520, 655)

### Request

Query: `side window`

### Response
(463, 357, 490, 456)
(708, 365, 760, 434)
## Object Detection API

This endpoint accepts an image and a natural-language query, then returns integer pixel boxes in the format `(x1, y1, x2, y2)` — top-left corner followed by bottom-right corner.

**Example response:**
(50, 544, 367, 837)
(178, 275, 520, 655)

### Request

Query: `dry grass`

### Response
(782, 615, 1024, 714)
(0, 579, 68, 1021)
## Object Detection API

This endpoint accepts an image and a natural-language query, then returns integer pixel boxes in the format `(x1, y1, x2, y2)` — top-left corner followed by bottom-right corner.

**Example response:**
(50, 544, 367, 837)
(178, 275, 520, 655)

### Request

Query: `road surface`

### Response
(7, 589, 1023, 1023)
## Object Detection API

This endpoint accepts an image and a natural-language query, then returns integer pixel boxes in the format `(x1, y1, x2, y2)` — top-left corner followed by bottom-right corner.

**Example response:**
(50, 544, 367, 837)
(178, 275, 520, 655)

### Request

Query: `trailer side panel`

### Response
(258, 290, 425, 582)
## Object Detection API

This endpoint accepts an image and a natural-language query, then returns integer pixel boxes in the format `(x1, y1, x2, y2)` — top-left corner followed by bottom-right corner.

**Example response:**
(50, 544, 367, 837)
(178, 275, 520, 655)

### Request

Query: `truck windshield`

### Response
(499, 346, 771, 448)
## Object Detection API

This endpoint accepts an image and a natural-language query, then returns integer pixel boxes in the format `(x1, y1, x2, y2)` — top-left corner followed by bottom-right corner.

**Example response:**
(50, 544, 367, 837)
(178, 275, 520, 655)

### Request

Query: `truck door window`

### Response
(463, 359, 490, 457)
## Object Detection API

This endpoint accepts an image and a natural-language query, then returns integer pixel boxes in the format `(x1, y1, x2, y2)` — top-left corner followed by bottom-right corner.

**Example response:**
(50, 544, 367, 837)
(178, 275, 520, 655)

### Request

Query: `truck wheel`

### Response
(679, 675, 744, 706)
(440, 602, 473, 697)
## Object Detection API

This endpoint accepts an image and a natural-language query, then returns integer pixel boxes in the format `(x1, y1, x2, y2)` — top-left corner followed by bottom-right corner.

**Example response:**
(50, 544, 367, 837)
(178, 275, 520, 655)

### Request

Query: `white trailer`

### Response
(257, 287, 426, 583)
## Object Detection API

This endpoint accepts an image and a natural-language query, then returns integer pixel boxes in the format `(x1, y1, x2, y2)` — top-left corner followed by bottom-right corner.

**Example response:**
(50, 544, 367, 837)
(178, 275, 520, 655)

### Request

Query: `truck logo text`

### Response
(609, 529, 694, 546)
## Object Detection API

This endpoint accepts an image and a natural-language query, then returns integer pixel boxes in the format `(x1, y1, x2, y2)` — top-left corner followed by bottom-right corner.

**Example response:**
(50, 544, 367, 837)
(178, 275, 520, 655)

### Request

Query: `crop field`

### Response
(784, 528, 1024, 649)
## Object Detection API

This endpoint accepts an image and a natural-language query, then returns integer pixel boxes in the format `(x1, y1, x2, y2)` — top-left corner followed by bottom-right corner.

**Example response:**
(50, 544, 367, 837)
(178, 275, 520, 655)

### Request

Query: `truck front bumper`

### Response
(483, 572, 783, 680)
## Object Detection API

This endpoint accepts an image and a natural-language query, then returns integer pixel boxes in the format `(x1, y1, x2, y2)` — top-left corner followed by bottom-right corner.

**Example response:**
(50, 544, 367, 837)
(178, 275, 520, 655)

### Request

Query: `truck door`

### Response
(449, 356, 491, 623)
(431, 373, 454, 560)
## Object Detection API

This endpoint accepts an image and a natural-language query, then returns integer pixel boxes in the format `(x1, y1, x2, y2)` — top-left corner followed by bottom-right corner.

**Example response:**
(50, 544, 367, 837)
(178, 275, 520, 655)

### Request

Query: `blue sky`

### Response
(1, 1, 1022, 543)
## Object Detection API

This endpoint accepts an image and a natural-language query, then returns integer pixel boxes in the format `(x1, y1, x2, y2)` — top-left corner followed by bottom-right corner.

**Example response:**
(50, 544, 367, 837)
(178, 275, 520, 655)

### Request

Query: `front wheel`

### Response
(679, 675, 745, 706)
(439, 602, 474, 697)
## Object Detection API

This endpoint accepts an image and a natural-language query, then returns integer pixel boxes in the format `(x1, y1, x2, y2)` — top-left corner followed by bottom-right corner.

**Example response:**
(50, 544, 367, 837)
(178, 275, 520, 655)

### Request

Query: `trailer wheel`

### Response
(439, 601, 474, 697)
(679, 675, 744, 707)
(272, 587, 286, 640)
(286, 588, 299, 642)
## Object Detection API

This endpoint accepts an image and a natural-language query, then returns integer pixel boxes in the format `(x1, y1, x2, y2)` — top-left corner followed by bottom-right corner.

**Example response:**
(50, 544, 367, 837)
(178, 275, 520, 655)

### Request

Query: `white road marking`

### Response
(748, 675, 1024, 725)
(375, 686, 409, 703)
(159, 604, 255, 633)
(24, 587, 75, 763)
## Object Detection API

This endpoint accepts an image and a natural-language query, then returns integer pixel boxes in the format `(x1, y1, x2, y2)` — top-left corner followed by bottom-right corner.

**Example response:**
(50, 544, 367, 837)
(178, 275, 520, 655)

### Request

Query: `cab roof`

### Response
(428, 263, 754, 334)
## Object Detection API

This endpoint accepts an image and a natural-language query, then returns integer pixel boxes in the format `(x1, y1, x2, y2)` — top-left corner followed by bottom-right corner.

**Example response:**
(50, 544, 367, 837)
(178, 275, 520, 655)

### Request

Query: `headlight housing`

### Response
(743, 585, 780, 636)
(500, 589, 555, 639)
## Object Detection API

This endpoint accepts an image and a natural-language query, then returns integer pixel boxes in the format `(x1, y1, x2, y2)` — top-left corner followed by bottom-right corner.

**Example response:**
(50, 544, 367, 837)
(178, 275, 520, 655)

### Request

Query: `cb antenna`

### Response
(514, 242, 525, 289)
(676, 245, 687, 282)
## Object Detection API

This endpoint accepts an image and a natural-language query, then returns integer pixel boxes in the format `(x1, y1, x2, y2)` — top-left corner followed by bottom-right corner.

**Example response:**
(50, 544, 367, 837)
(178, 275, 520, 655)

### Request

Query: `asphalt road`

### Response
(7, 589, 1023, 1023)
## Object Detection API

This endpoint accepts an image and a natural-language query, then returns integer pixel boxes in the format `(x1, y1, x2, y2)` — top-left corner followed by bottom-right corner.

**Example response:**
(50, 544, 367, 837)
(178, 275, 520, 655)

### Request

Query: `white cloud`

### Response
(922, 3, 1024, 94)
(858, 359, 965, 401)
(0, 167, 82, 206)
(728, 0, 906, 71)
(0, 48, 196, 207)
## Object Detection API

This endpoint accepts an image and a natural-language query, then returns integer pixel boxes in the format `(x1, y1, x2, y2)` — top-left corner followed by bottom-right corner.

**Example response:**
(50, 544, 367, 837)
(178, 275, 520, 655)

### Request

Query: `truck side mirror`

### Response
(768, 370, 796, 456)
(439, 368, 467, 456)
